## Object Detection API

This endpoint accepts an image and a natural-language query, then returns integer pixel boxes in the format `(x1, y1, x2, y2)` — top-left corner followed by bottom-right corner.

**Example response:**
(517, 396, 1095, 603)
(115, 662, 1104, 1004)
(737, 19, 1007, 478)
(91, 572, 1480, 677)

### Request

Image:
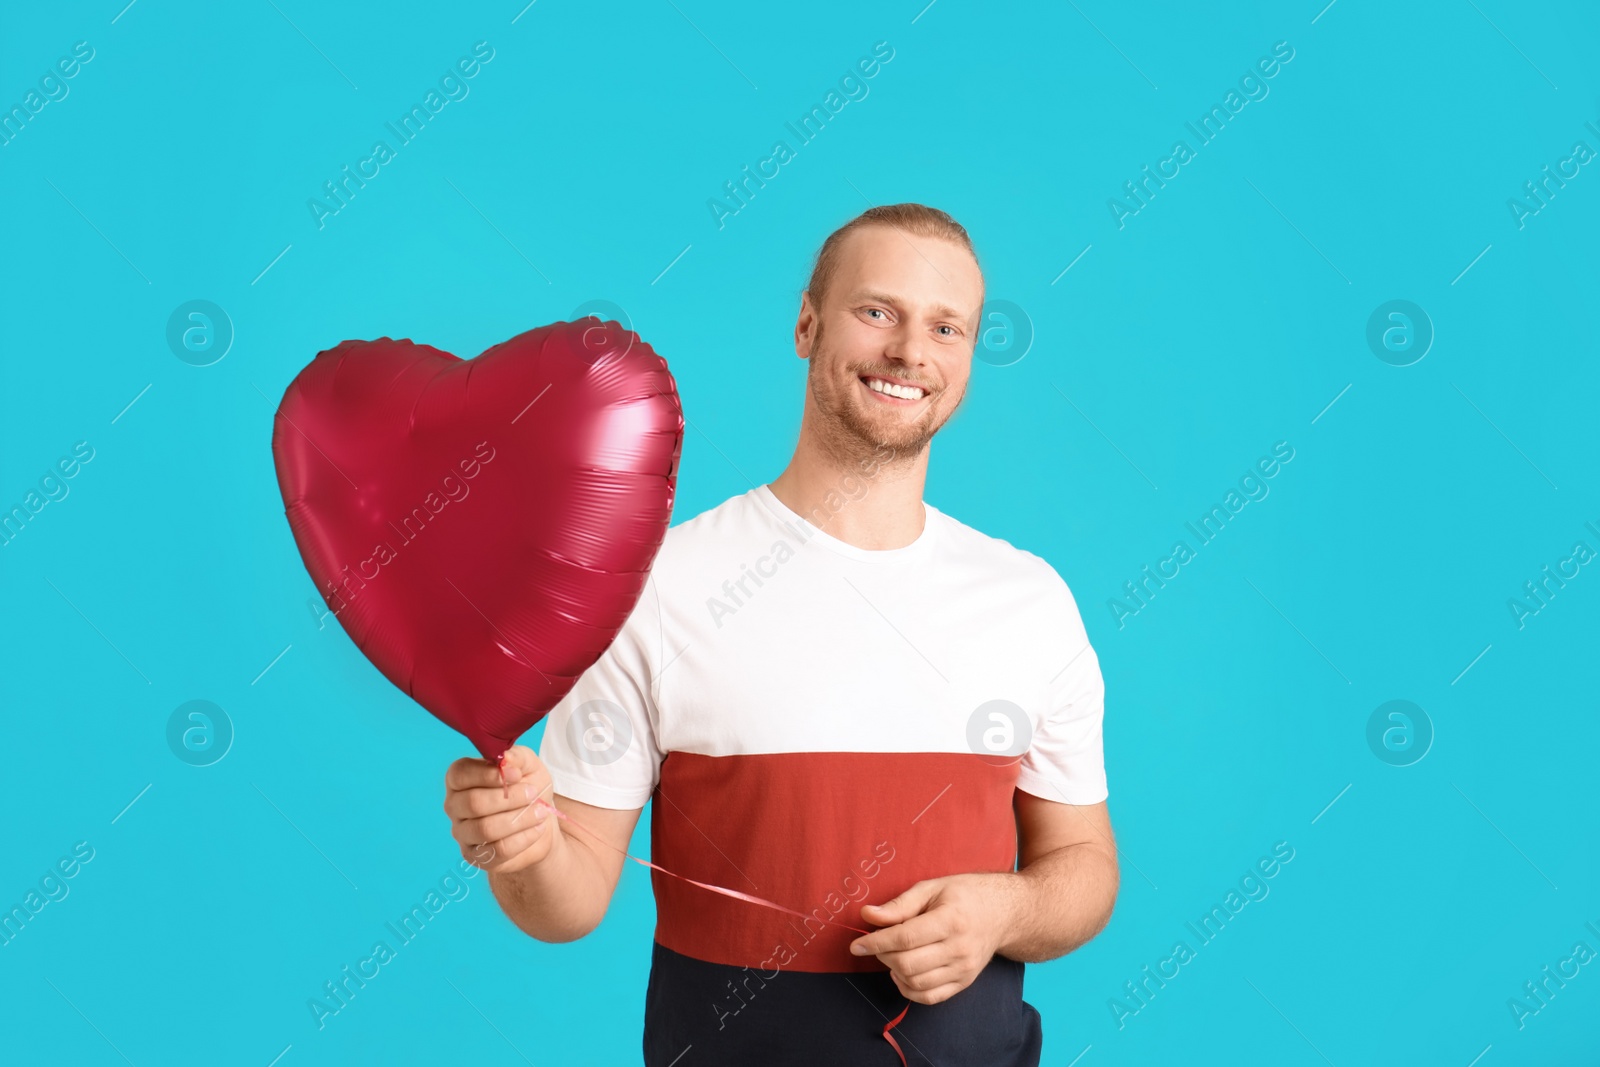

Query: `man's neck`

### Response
(767, 431, 930, 551)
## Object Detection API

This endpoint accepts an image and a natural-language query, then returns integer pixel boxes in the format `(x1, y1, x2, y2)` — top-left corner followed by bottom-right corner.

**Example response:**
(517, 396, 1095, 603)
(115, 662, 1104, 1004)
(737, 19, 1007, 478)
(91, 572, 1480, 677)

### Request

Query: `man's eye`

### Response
(937, 325, 958, 337)
(865, 308, 887, 320)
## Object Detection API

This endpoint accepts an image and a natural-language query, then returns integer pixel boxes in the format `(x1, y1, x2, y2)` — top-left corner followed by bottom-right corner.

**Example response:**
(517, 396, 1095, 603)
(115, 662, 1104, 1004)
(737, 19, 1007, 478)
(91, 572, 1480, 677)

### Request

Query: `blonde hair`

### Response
(804, 203, 981, 313)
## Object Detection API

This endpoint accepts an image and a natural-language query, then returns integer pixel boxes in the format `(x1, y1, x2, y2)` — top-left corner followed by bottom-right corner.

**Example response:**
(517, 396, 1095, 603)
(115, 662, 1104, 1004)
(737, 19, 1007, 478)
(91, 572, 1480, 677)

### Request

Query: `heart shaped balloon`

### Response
(271, 318, 683, 762)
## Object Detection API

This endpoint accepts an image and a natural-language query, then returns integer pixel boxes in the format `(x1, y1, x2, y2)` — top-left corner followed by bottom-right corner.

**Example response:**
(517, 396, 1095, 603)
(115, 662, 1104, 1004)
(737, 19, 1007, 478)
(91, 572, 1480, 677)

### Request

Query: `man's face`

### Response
(795, 225, 984, 458)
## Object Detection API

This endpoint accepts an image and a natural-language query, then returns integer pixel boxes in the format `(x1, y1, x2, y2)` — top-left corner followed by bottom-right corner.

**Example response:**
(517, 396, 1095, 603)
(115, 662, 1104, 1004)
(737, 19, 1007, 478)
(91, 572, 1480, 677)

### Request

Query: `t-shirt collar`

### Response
(752, 483, 939, 564)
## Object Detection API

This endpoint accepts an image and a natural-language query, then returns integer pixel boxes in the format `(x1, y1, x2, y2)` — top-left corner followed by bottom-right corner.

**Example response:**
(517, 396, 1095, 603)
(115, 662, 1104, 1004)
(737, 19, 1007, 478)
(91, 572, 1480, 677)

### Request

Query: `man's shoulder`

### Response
(651, 486, 767, 571)
(930, 503, 1088, 622)
(930, 502, 1061, 581)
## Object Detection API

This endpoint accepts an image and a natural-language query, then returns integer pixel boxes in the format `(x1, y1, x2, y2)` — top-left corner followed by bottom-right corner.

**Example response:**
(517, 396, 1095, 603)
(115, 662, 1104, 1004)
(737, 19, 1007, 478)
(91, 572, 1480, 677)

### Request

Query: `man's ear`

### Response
(794, 291, 816, 360)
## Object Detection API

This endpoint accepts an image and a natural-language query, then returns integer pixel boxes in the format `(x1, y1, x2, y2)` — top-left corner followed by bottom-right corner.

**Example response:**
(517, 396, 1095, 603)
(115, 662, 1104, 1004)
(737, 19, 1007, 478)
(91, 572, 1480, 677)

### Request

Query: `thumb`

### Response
(861, 880, 939, 925)
(490, 745, 535, 794)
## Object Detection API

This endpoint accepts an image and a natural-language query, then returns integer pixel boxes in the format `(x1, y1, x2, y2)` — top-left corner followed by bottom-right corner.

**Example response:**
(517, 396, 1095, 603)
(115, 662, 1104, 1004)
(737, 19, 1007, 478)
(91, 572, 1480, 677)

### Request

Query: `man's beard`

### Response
(805, 318, 964, 461)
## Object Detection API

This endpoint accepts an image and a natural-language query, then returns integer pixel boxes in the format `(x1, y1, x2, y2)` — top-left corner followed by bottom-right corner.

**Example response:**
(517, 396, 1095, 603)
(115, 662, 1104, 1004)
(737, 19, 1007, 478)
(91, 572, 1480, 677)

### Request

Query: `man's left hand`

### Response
(850, 873, 1019, 1005)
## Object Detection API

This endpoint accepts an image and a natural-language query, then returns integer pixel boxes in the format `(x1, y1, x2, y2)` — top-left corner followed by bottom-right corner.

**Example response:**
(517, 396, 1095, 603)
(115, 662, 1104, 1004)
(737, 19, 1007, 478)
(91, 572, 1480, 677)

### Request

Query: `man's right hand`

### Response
(444, 744, 558, 875)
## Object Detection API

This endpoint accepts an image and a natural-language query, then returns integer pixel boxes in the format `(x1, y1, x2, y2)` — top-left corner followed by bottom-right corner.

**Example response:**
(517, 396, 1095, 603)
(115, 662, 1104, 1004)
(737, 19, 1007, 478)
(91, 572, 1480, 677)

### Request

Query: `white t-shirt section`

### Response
(539, 483, 1108, 810)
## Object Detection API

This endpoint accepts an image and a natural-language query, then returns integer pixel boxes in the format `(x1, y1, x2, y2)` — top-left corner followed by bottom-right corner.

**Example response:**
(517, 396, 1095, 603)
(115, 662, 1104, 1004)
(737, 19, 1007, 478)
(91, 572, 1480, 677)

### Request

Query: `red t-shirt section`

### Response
(649, 749, 1021, 973)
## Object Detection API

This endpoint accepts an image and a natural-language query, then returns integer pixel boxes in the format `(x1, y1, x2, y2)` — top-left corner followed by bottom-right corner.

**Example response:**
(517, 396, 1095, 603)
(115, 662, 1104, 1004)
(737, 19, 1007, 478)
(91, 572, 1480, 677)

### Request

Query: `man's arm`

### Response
(996, 790, 1119, 962)
(486, 791, 644, 942)
(851, 790, 1119, 1003)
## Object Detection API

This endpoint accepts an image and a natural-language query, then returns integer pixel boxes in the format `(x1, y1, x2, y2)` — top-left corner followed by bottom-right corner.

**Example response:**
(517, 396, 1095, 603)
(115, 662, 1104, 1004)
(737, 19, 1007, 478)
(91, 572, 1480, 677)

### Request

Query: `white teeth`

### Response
(865, 377, 926, 400)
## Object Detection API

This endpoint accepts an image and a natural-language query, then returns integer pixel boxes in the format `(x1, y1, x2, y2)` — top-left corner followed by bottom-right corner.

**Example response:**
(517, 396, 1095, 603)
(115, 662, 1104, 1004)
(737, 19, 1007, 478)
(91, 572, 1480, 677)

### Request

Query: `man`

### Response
(443, 203, 1118, 1065)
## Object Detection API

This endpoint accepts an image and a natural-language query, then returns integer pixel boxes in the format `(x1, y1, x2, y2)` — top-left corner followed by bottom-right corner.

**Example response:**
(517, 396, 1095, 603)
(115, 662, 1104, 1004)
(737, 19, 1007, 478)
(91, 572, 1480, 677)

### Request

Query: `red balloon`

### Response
(271, 319, 683, 762)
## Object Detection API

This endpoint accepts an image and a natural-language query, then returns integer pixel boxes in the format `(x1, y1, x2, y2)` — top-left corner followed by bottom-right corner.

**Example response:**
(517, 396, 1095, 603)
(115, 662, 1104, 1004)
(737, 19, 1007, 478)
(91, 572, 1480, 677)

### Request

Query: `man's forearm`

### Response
(487, 822, 612, 942)
(993, 841, 1119, 963)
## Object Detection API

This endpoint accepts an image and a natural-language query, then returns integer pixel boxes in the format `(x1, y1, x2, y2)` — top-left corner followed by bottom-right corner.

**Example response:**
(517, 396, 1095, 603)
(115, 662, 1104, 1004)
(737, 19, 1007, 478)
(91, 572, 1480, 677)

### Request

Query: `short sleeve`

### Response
(1015, 568, 1109, 805)
(537, 573, 665, 810)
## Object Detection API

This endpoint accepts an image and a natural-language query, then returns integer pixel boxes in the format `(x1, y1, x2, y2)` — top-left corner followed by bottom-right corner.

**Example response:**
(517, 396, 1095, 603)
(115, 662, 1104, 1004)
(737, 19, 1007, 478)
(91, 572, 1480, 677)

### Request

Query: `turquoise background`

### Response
(2, 0, 1597, 1063)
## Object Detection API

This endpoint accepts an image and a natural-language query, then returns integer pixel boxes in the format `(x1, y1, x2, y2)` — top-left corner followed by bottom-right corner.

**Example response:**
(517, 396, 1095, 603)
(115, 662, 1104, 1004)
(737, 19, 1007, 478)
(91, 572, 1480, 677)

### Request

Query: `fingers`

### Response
(872, 941, 951, 978)
(444, 745, 542, 792)
(460, 838, 496, 870)
(892, 958, 962, 987)
(452, 787, 558, 874)
(444, 746, 560, 875)
(444, 756, 501, 792)
(861, 879, 941, 925)
(454, 793, 549, 846)
(891, 969, 966, 1005)
(447, 779, 552, 832)
(851, 911, 944, 957)
(466, 825, 549, 869)
(445, 761, 552, 821)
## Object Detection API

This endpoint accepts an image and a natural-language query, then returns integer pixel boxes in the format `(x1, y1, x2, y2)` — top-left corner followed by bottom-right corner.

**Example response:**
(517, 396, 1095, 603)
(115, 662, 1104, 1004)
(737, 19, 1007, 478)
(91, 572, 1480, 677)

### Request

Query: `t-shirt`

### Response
(539, 482, 1108, 1066)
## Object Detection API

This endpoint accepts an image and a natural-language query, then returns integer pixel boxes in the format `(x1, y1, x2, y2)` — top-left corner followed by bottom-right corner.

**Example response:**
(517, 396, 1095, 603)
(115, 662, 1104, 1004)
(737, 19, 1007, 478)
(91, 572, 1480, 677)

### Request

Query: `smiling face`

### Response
(795, 224, 985, 459)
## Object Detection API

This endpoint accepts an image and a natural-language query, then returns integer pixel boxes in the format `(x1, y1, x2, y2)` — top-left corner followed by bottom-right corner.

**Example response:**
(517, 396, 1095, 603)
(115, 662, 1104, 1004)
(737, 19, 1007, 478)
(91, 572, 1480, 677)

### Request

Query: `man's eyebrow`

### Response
(848, 290, 971, 322)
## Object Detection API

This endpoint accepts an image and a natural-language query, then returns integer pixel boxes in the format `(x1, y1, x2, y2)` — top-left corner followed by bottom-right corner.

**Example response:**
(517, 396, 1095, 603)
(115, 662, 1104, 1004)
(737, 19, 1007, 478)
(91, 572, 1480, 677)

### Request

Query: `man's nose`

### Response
(881, 325, 932, 371)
